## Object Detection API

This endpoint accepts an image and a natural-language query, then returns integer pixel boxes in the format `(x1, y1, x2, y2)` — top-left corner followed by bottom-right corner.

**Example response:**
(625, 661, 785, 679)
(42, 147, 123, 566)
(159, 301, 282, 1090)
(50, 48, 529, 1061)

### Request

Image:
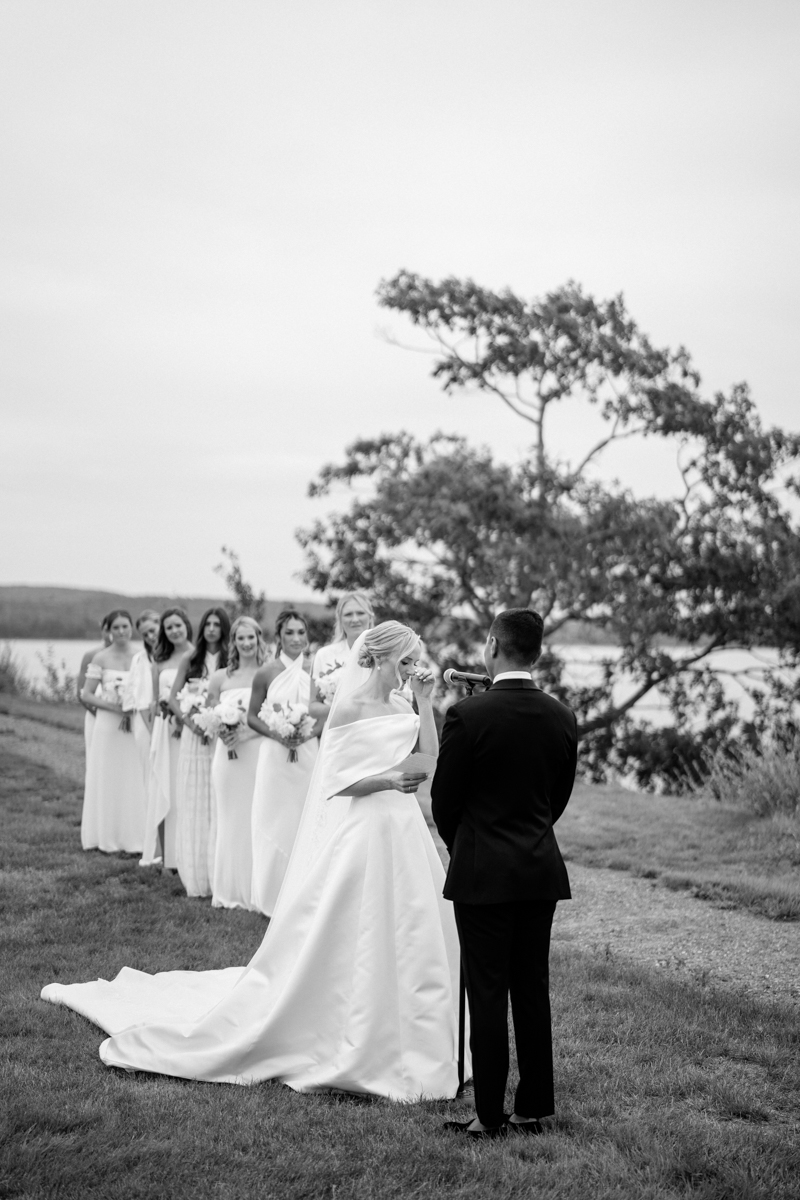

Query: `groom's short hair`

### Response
(490, 608, 544, 665)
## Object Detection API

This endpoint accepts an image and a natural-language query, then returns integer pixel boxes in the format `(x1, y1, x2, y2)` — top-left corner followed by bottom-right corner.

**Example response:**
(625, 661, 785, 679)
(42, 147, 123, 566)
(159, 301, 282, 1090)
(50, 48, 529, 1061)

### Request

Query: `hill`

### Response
(0, 586, 329, 639)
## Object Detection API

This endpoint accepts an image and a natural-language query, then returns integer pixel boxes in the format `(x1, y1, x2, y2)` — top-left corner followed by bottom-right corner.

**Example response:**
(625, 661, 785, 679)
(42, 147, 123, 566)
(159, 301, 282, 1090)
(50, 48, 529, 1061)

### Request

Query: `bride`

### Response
(42, 622, 466, 1100)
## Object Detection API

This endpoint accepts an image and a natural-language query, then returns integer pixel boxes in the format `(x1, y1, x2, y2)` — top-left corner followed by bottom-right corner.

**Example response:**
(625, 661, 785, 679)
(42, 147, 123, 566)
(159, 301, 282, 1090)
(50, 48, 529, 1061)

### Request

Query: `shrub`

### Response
(0, 643, 31, 696)
(35, 648, 77, 703)
(702, 737, 800, 817)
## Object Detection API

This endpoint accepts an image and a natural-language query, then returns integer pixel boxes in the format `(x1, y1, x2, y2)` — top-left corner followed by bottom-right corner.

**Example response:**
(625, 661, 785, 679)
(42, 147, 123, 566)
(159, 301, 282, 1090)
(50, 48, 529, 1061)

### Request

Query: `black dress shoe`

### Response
(507, 1118, 544, 1135)
(442, 1118, 508, 1140)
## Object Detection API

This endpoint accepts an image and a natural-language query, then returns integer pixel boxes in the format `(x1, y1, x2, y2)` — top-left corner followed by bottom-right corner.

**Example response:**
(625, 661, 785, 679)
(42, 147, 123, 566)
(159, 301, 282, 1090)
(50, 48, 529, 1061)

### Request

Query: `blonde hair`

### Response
(356, 622, 420, 681)
(332, 591, 375, 643)
(227, 616, 267, 673)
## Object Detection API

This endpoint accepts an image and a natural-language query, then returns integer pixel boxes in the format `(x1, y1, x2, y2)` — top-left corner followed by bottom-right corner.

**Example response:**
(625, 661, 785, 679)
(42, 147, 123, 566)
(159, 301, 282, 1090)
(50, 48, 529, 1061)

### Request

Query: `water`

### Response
(3, 639, 117, 686)
(3, 638, 788, 727)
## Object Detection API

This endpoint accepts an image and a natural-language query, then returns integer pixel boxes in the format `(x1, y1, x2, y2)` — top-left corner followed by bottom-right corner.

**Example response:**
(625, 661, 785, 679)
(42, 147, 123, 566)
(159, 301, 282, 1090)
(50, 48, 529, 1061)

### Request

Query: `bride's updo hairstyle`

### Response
(356, 622, 420, 685)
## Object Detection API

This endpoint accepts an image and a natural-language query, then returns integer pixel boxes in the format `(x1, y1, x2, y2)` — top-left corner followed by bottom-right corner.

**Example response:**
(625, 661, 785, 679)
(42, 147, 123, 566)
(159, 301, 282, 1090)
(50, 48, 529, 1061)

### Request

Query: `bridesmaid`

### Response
(207, 616, 266, 910)
(169, 607, 231, 898)
(140, 608, 194, 869)
(129, 609, 161, 790)
(77, 615, 112, 757)
(248, 609, 322, 917)
(310, 590, 374, 717)
(80, 610, 147, 853)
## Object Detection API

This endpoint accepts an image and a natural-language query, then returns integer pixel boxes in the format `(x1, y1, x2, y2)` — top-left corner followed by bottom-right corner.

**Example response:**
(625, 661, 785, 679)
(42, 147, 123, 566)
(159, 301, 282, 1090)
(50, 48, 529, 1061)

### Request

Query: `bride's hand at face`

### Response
(409, 667, 434, 700)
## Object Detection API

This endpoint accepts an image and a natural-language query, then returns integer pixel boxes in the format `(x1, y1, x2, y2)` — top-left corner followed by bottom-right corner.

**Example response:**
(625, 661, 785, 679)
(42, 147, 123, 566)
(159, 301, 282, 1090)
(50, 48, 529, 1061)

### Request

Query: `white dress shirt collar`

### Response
(492, 671, 533, 683)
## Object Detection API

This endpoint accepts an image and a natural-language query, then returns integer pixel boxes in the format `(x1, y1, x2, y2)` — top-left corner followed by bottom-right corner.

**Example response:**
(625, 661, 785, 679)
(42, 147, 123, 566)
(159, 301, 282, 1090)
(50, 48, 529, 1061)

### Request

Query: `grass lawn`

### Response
(2, 737, 800, 1199)
(558, 782, 800, 922)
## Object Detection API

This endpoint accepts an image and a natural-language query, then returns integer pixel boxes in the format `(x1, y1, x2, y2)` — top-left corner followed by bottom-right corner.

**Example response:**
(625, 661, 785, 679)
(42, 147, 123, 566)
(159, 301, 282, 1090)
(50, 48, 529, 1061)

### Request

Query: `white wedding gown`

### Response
(42, 709, 465, 1100)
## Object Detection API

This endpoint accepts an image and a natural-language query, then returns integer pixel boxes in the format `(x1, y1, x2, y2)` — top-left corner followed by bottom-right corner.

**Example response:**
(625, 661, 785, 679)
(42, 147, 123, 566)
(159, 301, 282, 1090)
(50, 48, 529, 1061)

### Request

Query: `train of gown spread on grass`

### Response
(42, 704, 467, 1101)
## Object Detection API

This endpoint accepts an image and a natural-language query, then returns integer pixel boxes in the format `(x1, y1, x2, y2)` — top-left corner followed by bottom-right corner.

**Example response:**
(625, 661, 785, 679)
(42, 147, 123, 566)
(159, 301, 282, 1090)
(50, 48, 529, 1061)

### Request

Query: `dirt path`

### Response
(3, 709, 798, 1009)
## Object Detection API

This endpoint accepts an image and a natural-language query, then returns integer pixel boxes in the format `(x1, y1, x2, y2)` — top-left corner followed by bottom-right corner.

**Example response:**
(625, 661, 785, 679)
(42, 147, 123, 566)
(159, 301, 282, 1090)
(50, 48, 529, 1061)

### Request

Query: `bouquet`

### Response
(176, 681, 208, 717)
(259, 699, 315, 763)
(213, 696, 248, 760)
(315, 663, 345, 705)
(193, 706, 222, 746)
(176, 682, 211, 742)
(158, 697, 183, 738)
(113, 677, 135, 734)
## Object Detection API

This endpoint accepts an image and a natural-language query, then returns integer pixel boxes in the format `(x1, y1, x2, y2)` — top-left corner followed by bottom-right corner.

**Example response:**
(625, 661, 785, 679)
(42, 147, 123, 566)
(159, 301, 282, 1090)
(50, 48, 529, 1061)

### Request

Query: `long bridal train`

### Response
(42, 707, 466, 1100)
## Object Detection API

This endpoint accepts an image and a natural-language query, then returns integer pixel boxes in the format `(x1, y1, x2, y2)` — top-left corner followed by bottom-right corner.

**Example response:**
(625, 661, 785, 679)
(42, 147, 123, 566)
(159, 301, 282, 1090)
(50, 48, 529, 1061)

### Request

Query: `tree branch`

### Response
(577, 637, 725, 736)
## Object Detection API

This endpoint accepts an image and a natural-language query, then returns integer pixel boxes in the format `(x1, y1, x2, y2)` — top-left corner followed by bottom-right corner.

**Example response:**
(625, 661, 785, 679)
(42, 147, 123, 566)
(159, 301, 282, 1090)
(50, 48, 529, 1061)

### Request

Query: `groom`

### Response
(431, 608, 578, 1140)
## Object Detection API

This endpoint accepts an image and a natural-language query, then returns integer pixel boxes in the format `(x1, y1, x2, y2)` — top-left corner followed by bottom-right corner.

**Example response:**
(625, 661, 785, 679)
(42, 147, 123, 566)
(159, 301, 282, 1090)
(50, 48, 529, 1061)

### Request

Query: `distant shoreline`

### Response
(0, 584, 328, 640)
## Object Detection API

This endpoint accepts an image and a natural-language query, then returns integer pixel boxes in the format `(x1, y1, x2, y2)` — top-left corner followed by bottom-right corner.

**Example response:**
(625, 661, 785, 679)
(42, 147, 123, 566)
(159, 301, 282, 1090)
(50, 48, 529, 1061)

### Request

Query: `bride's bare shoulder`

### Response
(328, 697, 364, 729)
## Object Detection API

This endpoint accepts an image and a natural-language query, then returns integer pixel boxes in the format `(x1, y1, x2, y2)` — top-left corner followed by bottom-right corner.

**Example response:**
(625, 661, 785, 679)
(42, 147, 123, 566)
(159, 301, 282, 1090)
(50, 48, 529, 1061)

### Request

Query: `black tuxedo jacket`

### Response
(431, 679, 577, 905)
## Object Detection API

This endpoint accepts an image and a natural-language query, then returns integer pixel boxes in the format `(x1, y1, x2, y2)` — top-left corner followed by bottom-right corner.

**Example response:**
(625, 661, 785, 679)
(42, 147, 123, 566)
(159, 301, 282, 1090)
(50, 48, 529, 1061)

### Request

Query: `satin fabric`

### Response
(140, 668, 179, 868)
(81, 670, 147, 853)
(129, 650, 154, 793)
(211, 687, 257, 910)
(83, 709, 95, 757)
(42, 712, 465, 1100)
(251, 657, 318, 916)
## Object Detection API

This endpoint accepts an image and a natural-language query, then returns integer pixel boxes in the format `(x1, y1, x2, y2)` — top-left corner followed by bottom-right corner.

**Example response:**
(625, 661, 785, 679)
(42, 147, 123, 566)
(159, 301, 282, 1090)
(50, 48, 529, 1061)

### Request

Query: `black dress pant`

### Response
(454, 899, 557, 1128)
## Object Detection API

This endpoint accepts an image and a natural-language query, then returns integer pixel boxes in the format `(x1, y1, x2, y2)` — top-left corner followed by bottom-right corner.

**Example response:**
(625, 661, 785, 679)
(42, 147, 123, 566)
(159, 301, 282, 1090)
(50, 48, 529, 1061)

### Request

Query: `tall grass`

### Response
(702, 737, 800, 818)
(0, 641, 76, 703)
(0, 642, 31, 695)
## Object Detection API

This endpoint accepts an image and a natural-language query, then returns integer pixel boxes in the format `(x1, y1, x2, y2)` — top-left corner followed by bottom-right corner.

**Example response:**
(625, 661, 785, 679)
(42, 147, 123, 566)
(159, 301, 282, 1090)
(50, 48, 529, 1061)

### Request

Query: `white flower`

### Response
(194, 708, 221, 736)
(215, 698, 246, 728)
(177, 682, 207, 716)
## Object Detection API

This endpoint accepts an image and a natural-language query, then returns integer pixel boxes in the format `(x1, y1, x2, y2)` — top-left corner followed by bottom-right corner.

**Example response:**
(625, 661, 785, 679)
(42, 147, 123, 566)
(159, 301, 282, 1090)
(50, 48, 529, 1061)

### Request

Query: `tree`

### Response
(298, 274, 800, 788)
(215, 546, 267, 626)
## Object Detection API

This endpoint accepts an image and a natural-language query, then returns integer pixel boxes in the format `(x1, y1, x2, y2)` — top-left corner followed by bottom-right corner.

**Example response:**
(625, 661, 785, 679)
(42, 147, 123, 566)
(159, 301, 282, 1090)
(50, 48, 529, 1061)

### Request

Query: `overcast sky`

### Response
(1, 0, 798, 601)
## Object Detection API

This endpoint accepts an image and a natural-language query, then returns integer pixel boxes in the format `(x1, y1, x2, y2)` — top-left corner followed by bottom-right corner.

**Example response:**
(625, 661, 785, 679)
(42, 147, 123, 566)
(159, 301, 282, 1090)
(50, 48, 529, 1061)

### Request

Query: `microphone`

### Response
(443, 668, 492, 689)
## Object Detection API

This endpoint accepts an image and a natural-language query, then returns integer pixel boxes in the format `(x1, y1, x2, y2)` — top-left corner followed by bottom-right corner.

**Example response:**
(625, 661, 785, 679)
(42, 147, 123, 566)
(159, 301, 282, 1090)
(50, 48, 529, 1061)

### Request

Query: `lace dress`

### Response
(175, 653, 218, 897)
(81, 667, 147, 853)
(210, 686, 258, 910)
(251, 655, 318, 916)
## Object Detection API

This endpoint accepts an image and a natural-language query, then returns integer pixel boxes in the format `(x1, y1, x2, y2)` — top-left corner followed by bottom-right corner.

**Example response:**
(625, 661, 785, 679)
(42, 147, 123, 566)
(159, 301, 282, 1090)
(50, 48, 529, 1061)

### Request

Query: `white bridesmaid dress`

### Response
(83, 709, 96, 757)
(81, 667, 147, 854)
(140, 668, 180, 869)
(251, 654, 318, 916)
(42, 706, 465, 1100)
(210, 686, 258, 910)
(175, 653, 218, 898)
(128, 649, 154, 791)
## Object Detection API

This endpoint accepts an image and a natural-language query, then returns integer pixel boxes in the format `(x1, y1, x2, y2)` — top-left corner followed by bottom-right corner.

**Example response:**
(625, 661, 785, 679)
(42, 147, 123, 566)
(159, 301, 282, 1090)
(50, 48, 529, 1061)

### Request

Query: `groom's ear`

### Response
(488, 636, 499, 660)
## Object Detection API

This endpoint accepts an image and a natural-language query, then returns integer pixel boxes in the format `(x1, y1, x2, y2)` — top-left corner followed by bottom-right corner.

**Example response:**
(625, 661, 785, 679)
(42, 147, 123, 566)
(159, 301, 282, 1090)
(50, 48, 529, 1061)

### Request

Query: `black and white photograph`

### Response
(1, 2, 798, 1197)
